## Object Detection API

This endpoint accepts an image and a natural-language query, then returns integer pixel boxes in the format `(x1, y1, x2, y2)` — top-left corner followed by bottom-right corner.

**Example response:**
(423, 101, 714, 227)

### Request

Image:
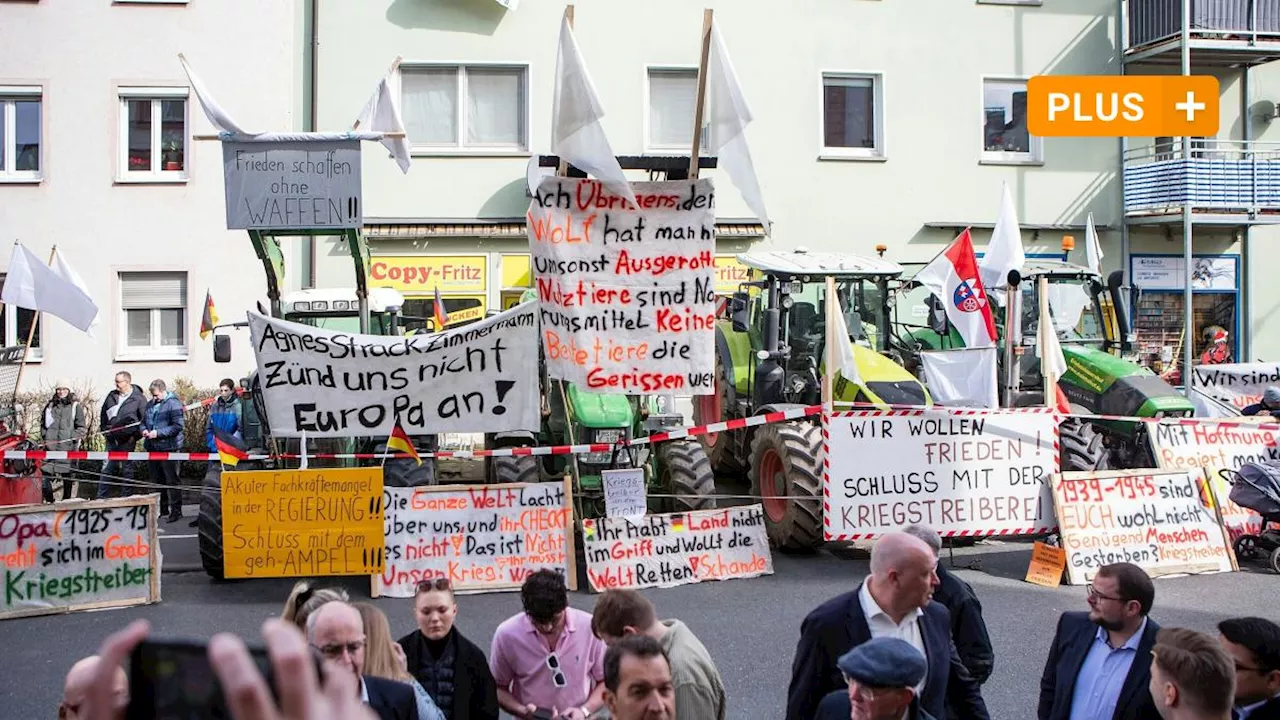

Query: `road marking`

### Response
(160, 534, 197, 540)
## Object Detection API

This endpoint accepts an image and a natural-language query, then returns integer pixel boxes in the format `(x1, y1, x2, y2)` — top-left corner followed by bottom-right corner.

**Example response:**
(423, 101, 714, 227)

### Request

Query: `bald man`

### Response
(60, 655, 127, 720)
(308, 601, 419, 720)
(785, 531, 990, 720)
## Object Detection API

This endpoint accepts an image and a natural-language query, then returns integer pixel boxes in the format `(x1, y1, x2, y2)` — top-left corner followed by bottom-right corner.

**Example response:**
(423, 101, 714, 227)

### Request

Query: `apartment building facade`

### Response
(0, 0, 305, 394)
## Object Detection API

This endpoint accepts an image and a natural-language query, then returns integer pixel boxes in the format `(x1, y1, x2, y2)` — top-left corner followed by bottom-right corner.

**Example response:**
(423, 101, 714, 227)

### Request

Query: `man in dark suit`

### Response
(1148, 627, 1236, 720)
(309, 601, 419, 720)
(785, 531, 990, 720)
(1038, 561, 1161, 720)
(1217, 617, 1280, 719)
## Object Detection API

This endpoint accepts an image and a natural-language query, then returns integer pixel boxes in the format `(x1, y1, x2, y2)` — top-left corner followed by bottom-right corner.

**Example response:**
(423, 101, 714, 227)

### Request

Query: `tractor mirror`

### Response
(731, 292, 750, 332)
(213, 334, 232, 363)
(1105, 270, 1133, 353)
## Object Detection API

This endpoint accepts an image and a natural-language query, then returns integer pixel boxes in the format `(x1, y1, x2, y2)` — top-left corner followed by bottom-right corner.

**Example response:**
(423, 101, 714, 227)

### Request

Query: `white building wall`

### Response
(0, 0, 299, 397)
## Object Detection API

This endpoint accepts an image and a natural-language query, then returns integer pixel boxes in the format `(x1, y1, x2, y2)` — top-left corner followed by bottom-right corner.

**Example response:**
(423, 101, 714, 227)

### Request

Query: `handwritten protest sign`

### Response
(375, 479, 575, 597)
(247, 301, 539, 438)
(603, 469, 647, 519)
(582, 505, 772, 591)
(1051, 469, 1234, 584)
(1191, 362, 1280, 414)
(0, 496, 160, 620)
(527, 177, 717, 395)
(1149, 420, 1274, 538)
(823, 409, 1059, 539)
(221, 468, 385, 579)
(223, 140, 362, 230)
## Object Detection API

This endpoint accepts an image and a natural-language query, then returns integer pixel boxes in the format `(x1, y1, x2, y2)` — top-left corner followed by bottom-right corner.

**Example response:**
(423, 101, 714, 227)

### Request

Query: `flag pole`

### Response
(556, 4, 575, 177)
(13, 242, 56, 396)
(688, 8, 714, 178)
(823, 276, 836, 412)
(299, 429, 308, 470)
(1038, 275, 1055, 408)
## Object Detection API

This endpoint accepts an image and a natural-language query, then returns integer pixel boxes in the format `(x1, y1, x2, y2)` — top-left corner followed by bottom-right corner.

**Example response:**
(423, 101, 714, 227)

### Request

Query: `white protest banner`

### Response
(1191, 362, 1280, 414)
(223, 140, 362, 230)
(582, 505, 772, 591)
(1052, 469, 1234, 584)
(0, 496, 161, 620)
(376, 480, 574, 597)
(603, 468, 647, 519)
(247, 302, 540, 438)
(527, 177, 717, 395)
(1149, 420, 1275, 539)
(823, 408, 1059, 540)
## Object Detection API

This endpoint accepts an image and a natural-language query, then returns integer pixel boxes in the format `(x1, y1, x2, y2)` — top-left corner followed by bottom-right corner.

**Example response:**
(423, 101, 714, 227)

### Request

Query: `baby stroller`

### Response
(1223, 461, 1280, 574)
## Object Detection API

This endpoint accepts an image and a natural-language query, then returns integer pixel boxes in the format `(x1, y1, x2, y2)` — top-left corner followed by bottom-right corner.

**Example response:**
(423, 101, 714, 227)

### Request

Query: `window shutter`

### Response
(121, 272, 186, 309)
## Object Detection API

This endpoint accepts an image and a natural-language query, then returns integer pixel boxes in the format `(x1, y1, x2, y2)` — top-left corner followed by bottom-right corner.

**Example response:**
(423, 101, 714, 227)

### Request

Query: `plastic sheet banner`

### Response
(0, 496, 161, 620)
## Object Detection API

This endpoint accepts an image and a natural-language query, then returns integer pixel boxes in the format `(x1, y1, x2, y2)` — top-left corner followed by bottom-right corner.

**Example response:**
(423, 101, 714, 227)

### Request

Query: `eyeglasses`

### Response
(416, 577, 452, 592)
(1087, 584, 1126, 603)
(547, 652, 567, 688)
(314, 640, 365, 658)
(842, 673, 894, 702)
(1236, 662, 1265, 674)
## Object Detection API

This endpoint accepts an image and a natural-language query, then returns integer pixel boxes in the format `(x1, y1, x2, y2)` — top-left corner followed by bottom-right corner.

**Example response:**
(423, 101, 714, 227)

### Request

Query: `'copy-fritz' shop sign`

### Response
(247, 302, 540, 438)
(823, 409, 1060, 540)
(526, 177, 717, 395)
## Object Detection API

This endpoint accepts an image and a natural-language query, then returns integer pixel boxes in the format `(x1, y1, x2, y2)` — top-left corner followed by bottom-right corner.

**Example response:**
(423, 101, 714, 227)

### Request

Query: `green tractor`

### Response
(892, 259, 1195, 471)
(485, 291, 717, 523)
(690, 249, 934, 551)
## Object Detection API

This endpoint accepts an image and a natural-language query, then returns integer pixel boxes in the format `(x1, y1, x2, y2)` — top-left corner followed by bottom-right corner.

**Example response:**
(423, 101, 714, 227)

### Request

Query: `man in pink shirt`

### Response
(490, 569, 607, 720)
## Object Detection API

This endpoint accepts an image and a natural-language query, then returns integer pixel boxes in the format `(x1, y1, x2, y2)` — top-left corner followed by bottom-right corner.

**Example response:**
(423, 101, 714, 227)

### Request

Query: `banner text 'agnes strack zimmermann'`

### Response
(247, 302, 540, 438)
(527, 177, 717, 395)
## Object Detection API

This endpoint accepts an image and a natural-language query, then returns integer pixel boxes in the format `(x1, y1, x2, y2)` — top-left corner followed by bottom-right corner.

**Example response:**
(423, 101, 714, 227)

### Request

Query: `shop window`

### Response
(0, 273, 41, 360)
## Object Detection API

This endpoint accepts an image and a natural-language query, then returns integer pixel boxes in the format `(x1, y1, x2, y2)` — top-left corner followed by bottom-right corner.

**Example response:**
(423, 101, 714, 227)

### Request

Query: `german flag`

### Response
(200, 290, 219, 340)
(433, 286, 449, 330)
(213, 426, 248, 467)
(387, 419, 421, 466)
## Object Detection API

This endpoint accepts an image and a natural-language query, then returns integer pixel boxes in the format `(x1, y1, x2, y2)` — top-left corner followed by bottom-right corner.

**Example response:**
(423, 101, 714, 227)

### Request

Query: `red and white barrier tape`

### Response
(832, 400, 1280, 430)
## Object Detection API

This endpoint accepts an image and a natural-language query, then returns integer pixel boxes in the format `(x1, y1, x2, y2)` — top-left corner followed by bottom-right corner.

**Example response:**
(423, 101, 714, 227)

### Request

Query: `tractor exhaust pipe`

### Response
(1003, 270, 1022, 409)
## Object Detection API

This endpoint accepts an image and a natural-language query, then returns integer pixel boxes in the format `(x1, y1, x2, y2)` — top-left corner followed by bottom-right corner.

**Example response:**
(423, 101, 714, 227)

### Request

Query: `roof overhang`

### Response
(924, 221, 1118, 234)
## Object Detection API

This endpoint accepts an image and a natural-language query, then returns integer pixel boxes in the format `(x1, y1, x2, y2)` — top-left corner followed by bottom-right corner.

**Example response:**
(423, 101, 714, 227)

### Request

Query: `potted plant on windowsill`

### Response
(162, 139, 182, 172)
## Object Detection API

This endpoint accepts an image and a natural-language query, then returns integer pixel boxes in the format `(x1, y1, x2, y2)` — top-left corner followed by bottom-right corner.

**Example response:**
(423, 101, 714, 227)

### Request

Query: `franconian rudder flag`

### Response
(913, 228, 998, 348)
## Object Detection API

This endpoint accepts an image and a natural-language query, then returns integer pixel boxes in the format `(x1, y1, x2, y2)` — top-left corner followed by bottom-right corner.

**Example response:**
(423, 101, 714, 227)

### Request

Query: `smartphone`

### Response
(532, 709, 555, 720)
(126, 637, 324, 720)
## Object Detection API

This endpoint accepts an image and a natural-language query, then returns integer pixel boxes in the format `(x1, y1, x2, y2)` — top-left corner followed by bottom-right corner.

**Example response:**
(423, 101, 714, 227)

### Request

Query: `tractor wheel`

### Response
(748, 421, 823, 552)
(658, 439, 716, 513)
(198, 464, 226, 581)
(693, 355, 745, 476)
(1060, 419, 1110, 473)
(489, 454, 540, 486)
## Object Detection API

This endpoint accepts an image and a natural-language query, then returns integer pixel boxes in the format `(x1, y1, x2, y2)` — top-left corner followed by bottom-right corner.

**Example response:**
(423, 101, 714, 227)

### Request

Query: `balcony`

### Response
(1124, 0, 1280, 65)
(1123, 139, 1280, 222)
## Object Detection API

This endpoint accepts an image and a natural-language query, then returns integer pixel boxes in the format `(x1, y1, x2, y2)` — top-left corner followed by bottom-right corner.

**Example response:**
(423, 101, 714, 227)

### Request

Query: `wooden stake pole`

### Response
(13, 242, 55, 397)
(823, 276, 836, 411)
(557, 5, 575, 177)
(1038, 275, 1055, 408)
(688, 9, 714, 178)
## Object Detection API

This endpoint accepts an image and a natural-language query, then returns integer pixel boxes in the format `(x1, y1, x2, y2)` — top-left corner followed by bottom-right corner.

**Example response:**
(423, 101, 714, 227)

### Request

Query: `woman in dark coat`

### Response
(41, 379, 86, 503)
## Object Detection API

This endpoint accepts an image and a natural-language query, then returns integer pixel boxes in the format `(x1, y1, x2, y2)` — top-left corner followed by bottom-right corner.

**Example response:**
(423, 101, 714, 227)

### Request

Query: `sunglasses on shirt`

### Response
(547, 652, 567, 688)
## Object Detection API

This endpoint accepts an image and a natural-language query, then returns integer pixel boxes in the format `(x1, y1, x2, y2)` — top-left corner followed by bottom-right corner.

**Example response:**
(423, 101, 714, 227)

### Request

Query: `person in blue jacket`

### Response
(142, 379, 185, 522)
(205, 378, 243, 452)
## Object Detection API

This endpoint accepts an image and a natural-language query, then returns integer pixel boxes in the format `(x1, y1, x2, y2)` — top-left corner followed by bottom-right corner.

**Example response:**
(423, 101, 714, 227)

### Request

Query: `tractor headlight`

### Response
(583, 428, 626, 463)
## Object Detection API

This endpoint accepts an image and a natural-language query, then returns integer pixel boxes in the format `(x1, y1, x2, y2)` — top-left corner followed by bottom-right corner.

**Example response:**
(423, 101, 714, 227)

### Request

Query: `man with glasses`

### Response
(1038, 562, 1162, 720)
(814, 637, 935, 720)
(308, 600, 419, 720)
(1217, 617, 1280, 719)
(398, 577, 500, 720)
(490, 569, 607, 719)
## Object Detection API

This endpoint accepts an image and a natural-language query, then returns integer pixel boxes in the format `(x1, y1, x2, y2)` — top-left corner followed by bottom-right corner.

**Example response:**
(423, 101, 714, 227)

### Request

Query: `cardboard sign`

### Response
(1051, 469, 1234, 584)
(1024, 541, 1067, 588)
(581, 505, 773, 591)
(527, 177, 717, 396)
(0, 496, 161, 620)
(823, 409, 1059, 539)
(247, 302, 540, 438)
(221, 468, 385, 579)
(1149, 420, 1272, 538)
(222, 140, 362, 230)
(375, 480, 575, 597)
(603, 468, 646, 519)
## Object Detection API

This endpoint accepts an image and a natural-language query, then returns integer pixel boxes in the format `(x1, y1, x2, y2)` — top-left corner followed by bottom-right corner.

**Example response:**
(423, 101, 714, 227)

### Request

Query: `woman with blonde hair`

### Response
(355, 601, 446, 720)
(280, 580, 349, 630)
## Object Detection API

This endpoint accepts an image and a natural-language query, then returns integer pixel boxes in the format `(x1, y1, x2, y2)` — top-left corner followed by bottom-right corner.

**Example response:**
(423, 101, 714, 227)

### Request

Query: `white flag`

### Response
(830, 306, 863, 389)
(50, 249, 101, 338)
(707, 20, 770, 232)
(979, 182, 1025, 304)
(551, 15, 637, 207)
(178, 54, 256, 136)
(921, 348, 998, 409)
(1085, 212, 1104, 275)
(355, 71, 412, 174)
(0, 244, 99, 333)
(1038, 301, 1068, 379)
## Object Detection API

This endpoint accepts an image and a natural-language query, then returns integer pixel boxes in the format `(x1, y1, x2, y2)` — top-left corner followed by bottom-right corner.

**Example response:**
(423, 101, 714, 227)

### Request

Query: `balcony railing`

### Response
(1123, 139, 1280, 214)
(1126, 0, 1280, 49)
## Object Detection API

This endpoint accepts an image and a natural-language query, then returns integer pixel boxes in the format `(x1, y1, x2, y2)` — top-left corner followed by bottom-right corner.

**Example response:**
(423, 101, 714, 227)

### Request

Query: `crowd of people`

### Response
(54, 523, 1280, 720)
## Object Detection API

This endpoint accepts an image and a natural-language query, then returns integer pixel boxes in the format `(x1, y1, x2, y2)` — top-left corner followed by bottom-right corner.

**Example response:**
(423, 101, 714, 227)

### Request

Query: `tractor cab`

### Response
(282, 287, 406, 336)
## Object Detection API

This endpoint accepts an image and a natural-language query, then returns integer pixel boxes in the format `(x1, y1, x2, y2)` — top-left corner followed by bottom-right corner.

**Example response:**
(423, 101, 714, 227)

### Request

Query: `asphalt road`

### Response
(3, 514, 1279, 720)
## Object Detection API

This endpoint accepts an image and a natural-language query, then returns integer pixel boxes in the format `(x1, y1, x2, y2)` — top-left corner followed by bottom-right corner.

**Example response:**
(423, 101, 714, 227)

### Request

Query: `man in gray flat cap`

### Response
(815, 637, 936, 720)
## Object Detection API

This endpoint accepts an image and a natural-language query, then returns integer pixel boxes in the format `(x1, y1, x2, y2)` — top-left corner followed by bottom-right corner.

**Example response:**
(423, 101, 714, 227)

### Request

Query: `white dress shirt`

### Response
(858, 581, 928, 697)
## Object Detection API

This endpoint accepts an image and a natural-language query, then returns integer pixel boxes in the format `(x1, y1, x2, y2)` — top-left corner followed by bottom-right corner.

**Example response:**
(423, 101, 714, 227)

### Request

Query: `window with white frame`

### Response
(821, 73, 883, 159)
(119, 272, 187, 358)
(118, 87, 188, 179)
(400, 65, 528, 152)
(646, 68, 710, 152)
(0, 87, 42, 181)
(982, 78, 1041, 163)
(0, 275, 41, 360)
